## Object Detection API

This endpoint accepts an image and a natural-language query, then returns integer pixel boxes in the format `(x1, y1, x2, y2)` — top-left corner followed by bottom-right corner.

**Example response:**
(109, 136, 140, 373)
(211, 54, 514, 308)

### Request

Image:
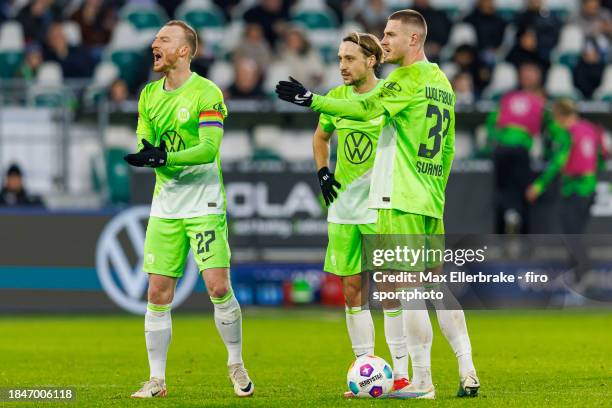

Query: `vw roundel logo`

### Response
(344, 131, 373, 164)
(384, 81, 402, 92)
(96, 206, 199, 314)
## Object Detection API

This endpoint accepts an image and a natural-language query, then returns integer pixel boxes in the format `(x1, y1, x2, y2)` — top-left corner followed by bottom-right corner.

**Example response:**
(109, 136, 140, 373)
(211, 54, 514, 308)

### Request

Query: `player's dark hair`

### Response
(388, 9, 428, 44)
(165, 19, 198, 59)
(342, 32, 384, 75)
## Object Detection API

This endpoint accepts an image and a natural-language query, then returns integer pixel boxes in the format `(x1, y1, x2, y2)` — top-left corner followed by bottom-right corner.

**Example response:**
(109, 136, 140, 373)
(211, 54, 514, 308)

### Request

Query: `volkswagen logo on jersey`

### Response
(161, 130, 186, 152)
(95, 206, 199, 314)
(344, 131, 373, 164)
(384, 81, 402, 92)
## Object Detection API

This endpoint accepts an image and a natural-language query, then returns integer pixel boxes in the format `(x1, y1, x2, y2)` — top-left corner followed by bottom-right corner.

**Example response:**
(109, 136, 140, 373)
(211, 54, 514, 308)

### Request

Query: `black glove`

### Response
(317, 166, 341, 206)
(275, 76, 313, 106)
(124, 139, 167, 167)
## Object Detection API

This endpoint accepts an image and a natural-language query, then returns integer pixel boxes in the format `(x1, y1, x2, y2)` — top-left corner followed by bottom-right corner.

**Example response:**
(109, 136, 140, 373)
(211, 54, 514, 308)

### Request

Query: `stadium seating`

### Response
(552, 24, 585, 68)
(29, 62, 67, 107)
(208, 60, 234, 90)
(220, 131, 253, 162)
(119, 1, 168, 30)
(263, 62, 291, 96)
(291, 0, 339, 29)
(495, 0, 524, 21)
(62, 21, 82, 47)
(0, 21, 24, 79)
(545, 64, 581, 99)
(175, 0, 226, 29)
(85, 62, 120, 105)
(594, 66, 612, 101)
(482, 62, 518, 100)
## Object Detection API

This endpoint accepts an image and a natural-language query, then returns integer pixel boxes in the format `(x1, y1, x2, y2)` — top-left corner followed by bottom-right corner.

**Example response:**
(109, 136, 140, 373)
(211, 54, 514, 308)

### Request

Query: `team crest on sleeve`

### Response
(177, 107, 190, 123)
(213, 102, 227, 116)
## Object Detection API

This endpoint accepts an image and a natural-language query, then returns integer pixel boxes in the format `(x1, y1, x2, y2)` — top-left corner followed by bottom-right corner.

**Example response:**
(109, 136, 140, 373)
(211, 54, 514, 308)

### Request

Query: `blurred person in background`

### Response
(486, 61, 550, 233)
(452, 71, 475, 105)
(574, 37, 606, 99)
(452, 44, 490, 96)
(352, 0, 388, 38)
(463, 0, 507, 66)
(226, 57, 265, 99)
(70, 0, 117, 60)
(243, 0, 290, 47)
(326, 0, 352, 25)
(571, 0, 612, 52)
(526, 99, 608, 286)
(233, 23, 273, 71)
(17, 0, 55, 44)
(513, 0, 560, 67)
(526, 99, 608, 232)
(18, 43, 44, 82)
(191, 36, 216, 78)
(108, 78, 130, 111)
(277, 26, 324, 90)
(213, 0, 241, 21)
(411, 0, 451, 62)
(43, 22, 95, 78)
(506, 26, 549, 72)
(0, 164, 44, 207)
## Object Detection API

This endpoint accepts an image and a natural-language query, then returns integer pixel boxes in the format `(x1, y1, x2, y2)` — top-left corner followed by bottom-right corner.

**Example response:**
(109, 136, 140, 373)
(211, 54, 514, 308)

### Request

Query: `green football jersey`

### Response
(318, 80, 386, 224)
(136, 72, 228, 218)
(311, 61, 456, 219)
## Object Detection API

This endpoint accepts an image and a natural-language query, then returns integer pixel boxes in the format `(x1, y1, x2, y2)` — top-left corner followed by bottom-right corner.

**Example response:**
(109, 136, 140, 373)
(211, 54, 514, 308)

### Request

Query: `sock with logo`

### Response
(211, 288, 243, 366)
(403, 297, 433, 389)
(145, 302, 172, 381)
(345, 305, 375, 358)
(384, 309, 408, 380)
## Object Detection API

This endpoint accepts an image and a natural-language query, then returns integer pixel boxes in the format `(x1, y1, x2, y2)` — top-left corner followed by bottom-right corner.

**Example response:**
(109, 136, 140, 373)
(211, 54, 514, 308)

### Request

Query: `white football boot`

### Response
(229, 363, 254, 397)
(130, 377, 167, 398)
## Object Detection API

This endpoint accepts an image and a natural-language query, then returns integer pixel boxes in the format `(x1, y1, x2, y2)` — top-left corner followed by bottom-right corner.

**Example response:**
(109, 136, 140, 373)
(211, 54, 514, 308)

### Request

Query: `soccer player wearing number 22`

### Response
(123, 20, 253, 398)
(277, 10, 479, 399)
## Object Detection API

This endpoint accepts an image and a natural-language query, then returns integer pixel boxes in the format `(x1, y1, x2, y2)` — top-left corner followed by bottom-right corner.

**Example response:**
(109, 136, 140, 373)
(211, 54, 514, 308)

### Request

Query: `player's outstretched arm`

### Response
(275, 77, 387, 121)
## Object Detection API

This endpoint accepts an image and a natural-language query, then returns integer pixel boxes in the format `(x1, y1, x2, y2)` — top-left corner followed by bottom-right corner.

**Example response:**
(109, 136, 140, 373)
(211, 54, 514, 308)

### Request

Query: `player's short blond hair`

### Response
(165, 19, 198, 58)
(388, 9, 428, 44)
(553, 98, 577, 117)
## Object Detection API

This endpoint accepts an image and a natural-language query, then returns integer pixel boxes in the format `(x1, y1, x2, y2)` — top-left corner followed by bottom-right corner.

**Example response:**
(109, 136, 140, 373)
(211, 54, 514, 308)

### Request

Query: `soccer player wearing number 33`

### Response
(124, 20, 253, 398)
(277, 10, 479, 399)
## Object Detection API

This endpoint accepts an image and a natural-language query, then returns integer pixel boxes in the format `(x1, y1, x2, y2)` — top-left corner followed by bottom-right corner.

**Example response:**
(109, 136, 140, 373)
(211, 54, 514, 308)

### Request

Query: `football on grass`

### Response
(346, 355, 393, 398)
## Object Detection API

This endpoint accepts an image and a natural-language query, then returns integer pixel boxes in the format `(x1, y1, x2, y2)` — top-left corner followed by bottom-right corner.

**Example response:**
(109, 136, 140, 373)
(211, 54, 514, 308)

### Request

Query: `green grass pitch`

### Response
(0, 309, 610, 407)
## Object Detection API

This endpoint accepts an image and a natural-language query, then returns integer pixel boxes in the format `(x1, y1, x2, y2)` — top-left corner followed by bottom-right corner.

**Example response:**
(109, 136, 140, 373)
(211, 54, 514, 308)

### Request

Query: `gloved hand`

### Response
(275, 76, 313, 107)
(124, 139, 167, 167)
(317, 166, 341, 206)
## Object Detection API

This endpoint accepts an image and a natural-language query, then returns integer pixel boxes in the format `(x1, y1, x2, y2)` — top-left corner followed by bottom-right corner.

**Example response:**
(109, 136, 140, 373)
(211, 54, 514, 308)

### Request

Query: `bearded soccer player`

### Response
(312, 32, 409, 397)
(276, 10, 479, 399)
(123, 20, 254, 398)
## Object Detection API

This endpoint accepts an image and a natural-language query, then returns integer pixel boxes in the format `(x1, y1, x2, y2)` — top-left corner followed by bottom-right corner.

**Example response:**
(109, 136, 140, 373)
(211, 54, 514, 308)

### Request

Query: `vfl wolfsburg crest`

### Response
(344, 132, 373, 164)
(161, 130, 186, 152)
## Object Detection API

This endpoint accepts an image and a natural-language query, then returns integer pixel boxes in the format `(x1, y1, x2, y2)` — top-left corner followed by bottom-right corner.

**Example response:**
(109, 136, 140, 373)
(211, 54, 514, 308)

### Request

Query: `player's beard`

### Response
(155, 49, 180, 73)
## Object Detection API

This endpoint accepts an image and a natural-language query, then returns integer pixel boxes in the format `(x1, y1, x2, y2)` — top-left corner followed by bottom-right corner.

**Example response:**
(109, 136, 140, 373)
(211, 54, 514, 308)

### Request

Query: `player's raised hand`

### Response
(275, 76, 313, 107)
(317, 166, 341, 206)
(124, 139, 168, 167)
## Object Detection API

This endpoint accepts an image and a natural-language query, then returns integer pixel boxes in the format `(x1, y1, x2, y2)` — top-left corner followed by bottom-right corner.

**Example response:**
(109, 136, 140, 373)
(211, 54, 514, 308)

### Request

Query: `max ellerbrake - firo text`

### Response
(373, 271, 549, 284)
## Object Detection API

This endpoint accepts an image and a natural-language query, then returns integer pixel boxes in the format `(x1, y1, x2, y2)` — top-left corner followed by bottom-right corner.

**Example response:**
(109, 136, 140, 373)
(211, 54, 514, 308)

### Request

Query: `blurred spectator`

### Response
(108, 78, 131, 111)
(452, 71, 475, 105)
(157, 0, 179, 20)
(70, 0, 116, 54)
(0, 164, 44, 207)
(353, 0, 387, 38)
(452, 44, 490, 95)
(571, 0, 612, 51)
(213, 0, 241, 21)
(463, 0, 507, 65)
(277, 27, 324, 90)
(43, 22, 95, 79)
(243, 0, 290, 47)
(226, 57, 265, 99)
(574, 38, 606, 99)
(412, 0, 451, 62)
(513, 0, 560, 65)
(191, 36, 216, 79)
(233, 24, 273, 71)
(506, 26, 549, 73)
(17, 0, 55, 44)
(18, 43, 44, 82)
(326, 0, 352, 25)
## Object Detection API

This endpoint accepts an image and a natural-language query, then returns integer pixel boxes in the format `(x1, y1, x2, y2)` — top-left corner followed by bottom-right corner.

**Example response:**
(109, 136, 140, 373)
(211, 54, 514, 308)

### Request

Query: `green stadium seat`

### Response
(119, 3, 167, 30)
(0, 51, 23, 79)
(110, 50, 144, 89)
(105, 148, 131, 204)
(176, 1, 225, 30)
(291, 11, 338, 29)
